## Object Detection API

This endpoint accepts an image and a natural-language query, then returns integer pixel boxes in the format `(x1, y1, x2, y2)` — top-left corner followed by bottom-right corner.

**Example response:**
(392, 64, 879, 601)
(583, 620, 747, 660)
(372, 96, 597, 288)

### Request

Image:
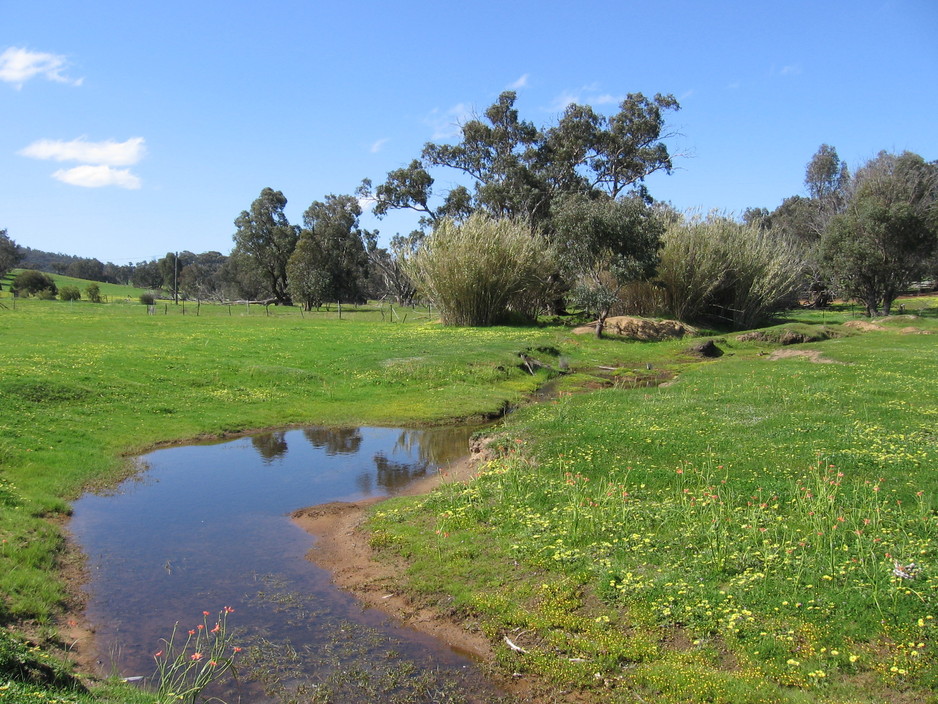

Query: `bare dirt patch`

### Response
(767, 349, 844, 364)
(572, 316, 696, 340)
(843, 320, 886, 332)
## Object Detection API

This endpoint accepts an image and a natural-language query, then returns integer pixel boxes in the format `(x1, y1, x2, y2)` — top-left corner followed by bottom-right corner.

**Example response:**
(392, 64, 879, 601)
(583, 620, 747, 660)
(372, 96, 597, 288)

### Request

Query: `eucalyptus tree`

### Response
(232, 187, 299, 304)
(287, 194, 370, 310)
(820, 150, 937, 316)
(364, 90, 681, 232)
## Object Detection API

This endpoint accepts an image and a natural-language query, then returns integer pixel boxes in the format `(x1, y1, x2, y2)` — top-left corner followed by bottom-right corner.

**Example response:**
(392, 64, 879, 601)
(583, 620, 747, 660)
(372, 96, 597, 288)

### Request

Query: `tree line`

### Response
(3, 90, 936, 325)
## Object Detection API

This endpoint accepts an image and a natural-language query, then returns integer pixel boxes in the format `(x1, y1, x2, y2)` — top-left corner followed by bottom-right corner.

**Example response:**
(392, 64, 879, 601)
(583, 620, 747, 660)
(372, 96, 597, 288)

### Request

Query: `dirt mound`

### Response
(843, 320, 885, 332)
(900, 326, 933, 335)
(572, 316, 696, 340)
(687, 340, 724, 358)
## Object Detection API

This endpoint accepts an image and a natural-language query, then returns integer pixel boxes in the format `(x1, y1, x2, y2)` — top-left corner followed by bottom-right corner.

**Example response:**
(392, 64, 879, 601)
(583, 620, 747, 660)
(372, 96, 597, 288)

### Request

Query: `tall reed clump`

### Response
(656, 212, 804, 329)
(402, 213, 558, 326)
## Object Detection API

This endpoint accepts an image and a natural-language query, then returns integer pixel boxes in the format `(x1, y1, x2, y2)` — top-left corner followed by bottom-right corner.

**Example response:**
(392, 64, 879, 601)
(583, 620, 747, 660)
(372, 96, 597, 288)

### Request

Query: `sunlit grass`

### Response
(369, 308, 938, 703)
(4, 290, 938, 703)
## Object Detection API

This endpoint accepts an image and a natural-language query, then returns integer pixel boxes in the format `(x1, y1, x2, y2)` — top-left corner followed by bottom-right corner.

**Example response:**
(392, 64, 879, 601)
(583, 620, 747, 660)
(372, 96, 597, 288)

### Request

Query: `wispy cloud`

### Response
(52, 165, 141, 189)
(20, 136, 145, 189)
(594, 93, 623, 106)
(778, 64, 802, 76)
(19, 137, 146, 166)
(424, 103, 471, 140)
(507, 73, 529, 90)
(0, 47, 82, 88)
(546, 83, 619, 112)
(370, 138, 389, 154)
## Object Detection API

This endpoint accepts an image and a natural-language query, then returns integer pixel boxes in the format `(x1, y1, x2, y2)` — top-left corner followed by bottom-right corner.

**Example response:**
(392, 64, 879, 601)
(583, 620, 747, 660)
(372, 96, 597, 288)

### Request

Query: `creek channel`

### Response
(69, 425, 507, 703)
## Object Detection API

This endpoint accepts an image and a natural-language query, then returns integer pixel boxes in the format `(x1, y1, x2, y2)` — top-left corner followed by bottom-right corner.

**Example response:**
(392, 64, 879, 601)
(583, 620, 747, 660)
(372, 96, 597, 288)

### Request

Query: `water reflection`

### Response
(303, 426, 363, 455)
(69, 424, 499, 703)
(251, 431, 289, 463)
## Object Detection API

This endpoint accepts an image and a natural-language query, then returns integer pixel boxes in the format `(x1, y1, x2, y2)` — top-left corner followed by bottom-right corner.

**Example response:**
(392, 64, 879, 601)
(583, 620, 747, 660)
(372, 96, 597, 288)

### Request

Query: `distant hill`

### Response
(19, 246, 137, 285)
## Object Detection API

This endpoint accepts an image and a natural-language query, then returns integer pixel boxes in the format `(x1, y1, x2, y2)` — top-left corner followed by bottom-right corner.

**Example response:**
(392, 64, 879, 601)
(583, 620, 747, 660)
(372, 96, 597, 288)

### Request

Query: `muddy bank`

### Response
(290, 450, 496, 661)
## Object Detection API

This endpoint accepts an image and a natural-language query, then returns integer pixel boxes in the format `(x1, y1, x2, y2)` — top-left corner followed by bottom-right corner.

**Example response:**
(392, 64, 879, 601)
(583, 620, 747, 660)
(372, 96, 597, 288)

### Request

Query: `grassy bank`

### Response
(0, 296, 572, 702)
(368, 307, 938, 703)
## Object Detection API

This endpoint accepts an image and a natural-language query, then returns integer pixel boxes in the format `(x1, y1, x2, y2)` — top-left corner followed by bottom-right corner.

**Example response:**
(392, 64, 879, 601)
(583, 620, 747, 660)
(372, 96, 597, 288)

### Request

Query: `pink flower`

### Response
(191, 652, 203, 661)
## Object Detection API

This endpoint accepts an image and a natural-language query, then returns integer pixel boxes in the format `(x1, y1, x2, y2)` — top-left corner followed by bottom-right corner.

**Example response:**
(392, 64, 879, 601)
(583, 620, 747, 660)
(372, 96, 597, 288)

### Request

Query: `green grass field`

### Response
(1, 285, 937, 703)
(368, 307, 938, 703)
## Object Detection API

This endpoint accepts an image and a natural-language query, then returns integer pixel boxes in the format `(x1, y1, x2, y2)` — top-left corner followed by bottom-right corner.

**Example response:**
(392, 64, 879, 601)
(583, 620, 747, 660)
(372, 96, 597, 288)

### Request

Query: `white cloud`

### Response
(779, 64, 802, 76)
(0, 47, 82, 88)
(507, 73, 529, 90)
(594, 93, 622, 106)
(358, 196, 376, 212)
(19, 137, 146, 166)
(370, 138, 389, 154)
(52, 165, 141, 189)
(425, 103, 471, 140)
(546, 90, 580, 112)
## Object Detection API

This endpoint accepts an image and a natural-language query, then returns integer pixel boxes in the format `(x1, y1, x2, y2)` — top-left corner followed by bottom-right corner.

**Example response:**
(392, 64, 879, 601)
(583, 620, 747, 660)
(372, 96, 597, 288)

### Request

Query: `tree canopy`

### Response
(0, 229, 24, 283)
(362, 90, 680, 233)
(820, 150, 938, 315)
(287, 194, 370, 310)
(232, 187, 299, 304)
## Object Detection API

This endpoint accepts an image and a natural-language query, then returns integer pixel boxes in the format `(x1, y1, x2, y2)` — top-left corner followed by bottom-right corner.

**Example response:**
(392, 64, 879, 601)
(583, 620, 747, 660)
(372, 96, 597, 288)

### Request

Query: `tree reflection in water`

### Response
(302, 427, 363, 455)
(251, 431, 289, 463)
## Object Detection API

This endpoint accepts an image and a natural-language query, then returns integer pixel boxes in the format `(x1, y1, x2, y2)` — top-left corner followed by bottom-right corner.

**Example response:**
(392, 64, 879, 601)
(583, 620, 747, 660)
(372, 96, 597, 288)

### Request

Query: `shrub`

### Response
(59, 286, 81, 301)
(139, 292, 155, 305)
(11, 270, 57, 298)
(403, 213, 558, 326)
(85, 282, 102, 303)
(656, 213, 804, 329)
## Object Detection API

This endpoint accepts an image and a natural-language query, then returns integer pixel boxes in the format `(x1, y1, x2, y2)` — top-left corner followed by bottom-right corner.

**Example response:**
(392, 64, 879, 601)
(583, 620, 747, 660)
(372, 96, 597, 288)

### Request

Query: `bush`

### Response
(139, 292, 155, 305)
(403, 213, 558, 326)
(11, 270, 57, 298)
(656, 213, 804, 329)
(59, 286, 81, 301)
(85, 283, 102, 303)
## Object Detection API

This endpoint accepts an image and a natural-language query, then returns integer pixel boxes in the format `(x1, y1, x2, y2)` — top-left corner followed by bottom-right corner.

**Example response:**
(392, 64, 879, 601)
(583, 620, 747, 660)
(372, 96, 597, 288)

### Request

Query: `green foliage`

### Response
(656, 213, 804, 328)
(11, 270, 58, 298)
(0, 228, 24, 280)
(58, 286, 81, 302)
(551, 194, 662, 334)
(404, 213, 558, 326)
(0, 627, 86, 693)
(139, 292, 155, 305)
(287, 194, 369, 310)
(232, 187, 299, 303)
(84, 283, 101, 303)
(367, 90, 680, 231)
(820, 150, 938, 316)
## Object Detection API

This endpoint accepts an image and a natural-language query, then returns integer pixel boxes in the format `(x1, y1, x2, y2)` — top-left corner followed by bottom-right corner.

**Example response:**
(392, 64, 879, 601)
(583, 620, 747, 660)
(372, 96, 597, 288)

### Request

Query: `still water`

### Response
(69, 426, 504, 703)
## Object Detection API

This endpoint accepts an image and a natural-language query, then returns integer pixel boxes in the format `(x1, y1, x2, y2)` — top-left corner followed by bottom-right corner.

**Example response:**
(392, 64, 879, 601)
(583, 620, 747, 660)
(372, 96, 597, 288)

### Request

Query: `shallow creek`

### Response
(69, 426, 504, 702)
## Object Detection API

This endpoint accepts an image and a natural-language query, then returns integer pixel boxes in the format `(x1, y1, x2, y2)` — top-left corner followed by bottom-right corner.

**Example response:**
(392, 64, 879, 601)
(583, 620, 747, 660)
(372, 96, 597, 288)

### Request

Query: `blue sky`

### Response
(2, 0, 936, 264)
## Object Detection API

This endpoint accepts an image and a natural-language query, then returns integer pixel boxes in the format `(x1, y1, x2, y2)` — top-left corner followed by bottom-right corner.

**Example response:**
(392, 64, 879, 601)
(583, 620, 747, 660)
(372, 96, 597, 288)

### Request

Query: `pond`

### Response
(69, 425, 506, 703)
